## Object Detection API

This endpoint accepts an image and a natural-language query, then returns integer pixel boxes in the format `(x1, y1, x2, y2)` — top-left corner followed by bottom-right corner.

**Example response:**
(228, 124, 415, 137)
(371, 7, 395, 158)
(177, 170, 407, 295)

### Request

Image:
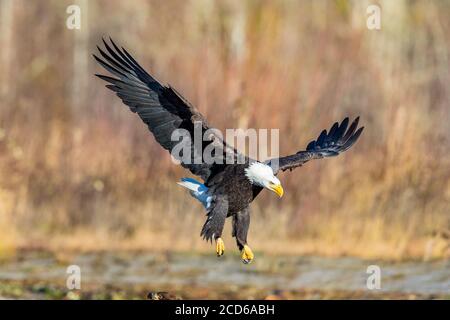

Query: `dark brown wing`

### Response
(267, 117, 364, 174)
(94, 38, 242, 181)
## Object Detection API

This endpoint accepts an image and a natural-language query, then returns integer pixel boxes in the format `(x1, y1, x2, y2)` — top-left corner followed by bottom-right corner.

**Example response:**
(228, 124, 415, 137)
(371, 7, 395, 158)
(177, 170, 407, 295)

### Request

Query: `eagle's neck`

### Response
(244, 162, 273, 187)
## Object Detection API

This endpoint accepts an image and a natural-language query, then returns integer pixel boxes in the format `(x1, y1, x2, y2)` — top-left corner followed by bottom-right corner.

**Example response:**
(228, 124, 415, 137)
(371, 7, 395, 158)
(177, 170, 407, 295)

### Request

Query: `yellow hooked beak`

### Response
(269, 183, 284, 198)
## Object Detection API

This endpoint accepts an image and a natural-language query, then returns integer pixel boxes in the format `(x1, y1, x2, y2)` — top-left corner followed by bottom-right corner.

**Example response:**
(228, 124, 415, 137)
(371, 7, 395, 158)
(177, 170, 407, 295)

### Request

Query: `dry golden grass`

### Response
(0, 0, 449, 260)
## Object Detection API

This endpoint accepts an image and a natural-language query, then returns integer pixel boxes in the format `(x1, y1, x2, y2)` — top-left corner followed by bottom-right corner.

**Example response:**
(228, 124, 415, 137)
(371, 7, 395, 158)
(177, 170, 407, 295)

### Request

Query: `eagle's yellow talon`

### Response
(216, 238, 225, 257)
(241, 245, 254, 264)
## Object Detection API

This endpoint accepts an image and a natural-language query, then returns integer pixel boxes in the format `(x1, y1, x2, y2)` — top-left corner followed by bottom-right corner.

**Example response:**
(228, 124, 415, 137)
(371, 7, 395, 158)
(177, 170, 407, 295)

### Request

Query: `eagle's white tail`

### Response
(177, 178, 203, 192)
(177, 178, 211, 209)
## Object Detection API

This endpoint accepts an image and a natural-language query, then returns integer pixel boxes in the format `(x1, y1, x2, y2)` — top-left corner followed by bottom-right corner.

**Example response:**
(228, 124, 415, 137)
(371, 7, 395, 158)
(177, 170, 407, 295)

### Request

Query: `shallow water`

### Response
(0, 251, 448, 298)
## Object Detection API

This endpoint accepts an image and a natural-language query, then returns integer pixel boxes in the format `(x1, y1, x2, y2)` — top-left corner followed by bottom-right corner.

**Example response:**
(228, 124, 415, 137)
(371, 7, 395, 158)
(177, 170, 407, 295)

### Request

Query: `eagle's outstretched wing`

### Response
(267, 117, 364, 174)
(94, 38, 243, 181)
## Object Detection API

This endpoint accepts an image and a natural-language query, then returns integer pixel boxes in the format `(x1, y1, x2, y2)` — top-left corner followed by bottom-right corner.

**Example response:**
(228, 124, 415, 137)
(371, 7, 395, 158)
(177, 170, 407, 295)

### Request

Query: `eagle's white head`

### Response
(245, 162, 284, 197)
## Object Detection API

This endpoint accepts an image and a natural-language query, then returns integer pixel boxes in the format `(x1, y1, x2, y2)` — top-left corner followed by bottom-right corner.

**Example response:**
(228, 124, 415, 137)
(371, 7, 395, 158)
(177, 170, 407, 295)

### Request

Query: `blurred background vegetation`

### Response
(0, 0, 449, 260)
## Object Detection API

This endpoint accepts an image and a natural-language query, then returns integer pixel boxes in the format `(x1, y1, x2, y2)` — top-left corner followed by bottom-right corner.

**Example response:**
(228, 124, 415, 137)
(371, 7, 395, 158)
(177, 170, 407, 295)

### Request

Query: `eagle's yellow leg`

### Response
(241, 245, 254, 264)
(216, 238, 225, 257)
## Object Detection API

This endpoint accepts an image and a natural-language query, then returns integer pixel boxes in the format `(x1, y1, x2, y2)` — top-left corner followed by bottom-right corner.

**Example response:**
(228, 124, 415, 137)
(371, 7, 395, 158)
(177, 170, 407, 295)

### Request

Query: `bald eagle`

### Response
(94, 38, 364, 264)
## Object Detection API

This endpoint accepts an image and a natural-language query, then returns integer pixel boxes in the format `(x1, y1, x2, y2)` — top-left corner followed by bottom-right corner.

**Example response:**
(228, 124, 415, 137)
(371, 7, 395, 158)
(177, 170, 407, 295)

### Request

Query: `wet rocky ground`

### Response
(0, 250, 448, 299)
